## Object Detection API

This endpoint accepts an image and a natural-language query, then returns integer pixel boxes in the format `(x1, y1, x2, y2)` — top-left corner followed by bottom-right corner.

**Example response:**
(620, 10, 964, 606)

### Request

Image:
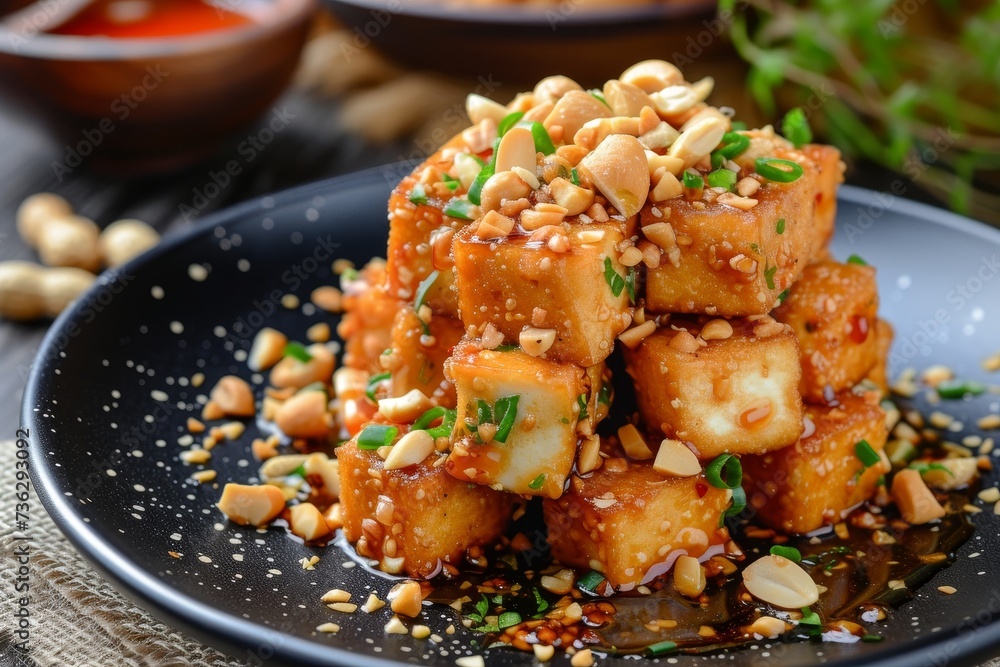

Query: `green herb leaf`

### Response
(475, 595, 489, 618)
(846, 254, 868, 265)
(755, 157, 804, 183)
(799, 607, 822, 627)
(603, 257, 626, 297)
(577, 394, 589, 421)
(443, 197, 475, 221)
(365, 371, 391, 402)
(706, 454, 743, 489)
(770, 545, 802, 562)
(497, 111, 525, 137)
(357, 424, 398, 450)
(682, 170, 704, 189)
(776, 218, 786, 234)
(497, 612, 522, 629)
(598, 381, 612, 406)
(494, 395, 520, 443)
(528, 474, 545, 490)
(532, 587, 549, 613)
(408, 183, 428, 206)
(283, 341, 313, 363)
(414, 270, 440, 311)
(781, 107, 813, 148)
(441, 172, 461, 191)
(476, 399, 494, 426)
(625, 266, 637, 304)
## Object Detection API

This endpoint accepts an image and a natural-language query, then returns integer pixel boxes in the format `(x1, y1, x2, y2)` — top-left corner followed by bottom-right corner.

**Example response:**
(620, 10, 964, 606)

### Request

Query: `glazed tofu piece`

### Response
(644, 148, 816, 316)
(774, 260, 880, 403)
(444, 340, 598, 498)
(453, 221, 631, 367)
(801, 144, 844, 261)
(384, 307, 464, 408)
(741, 390, 889, 534)
(866, 319, 894, 396)
(624, 317, 804, 459)
(338, 439, 512, 578)
(544, 451, 732, 591)
(337, 261, 404, 374)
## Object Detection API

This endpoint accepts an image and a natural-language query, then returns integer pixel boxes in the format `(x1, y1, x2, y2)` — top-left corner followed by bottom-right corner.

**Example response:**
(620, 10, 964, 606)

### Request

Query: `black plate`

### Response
(24, 165, 1000, 667)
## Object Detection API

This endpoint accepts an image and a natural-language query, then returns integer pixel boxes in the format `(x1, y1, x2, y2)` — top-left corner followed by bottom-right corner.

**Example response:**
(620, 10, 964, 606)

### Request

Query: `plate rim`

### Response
(22, 169, 1000, 667)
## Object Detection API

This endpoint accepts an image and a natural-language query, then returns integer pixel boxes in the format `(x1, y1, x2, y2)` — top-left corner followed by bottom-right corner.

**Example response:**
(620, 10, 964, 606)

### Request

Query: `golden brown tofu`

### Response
(643, 149, 816, 316)
(801, 144, 844, 261)
(544, 452, 732, 591)
(384, 308, 464, 408)
(338, 439, 511, 578)
(866, 319, 894, 396)
(774, 260, 880, 403)
(337, 261, 403, 374)
(445, 339, 597, 498)
(741, 390, 889, 534)
(453, 221, 631, 367)
(624, 317, 804, 459)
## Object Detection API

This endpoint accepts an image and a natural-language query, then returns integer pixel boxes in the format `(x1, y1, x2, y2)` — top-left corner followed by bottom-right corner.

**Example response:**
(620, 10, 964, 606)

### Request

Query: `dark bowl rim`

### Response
(0, 0, 317, 60)
(21, 166, 1000, 667)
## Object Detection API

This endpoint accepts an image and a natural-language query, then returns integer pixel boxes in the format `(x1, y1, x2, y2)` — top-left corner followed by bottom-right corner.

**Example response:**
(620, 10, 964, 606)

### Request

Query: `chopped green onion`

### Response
(441, 172, 460, 191)
(910, 461, 955, 477)
(936, 379, 986, 399)
(647, 640, 678, 656)
(589, 89, 609, 107)
(863, 634, 884, 643)
(339, 267, 359, 290)
(717, 131, 751, 160)
(494, 395, 520, 443)
(577, 570, 605, 594)
(476, 399, 494, 425)
(413, 406, 458, 439)
(710, 150, 726, 171)
(497, 111, 524, 137)
(497, 612, 521, 629)
(855, 439, 881, 468)
(799, 607, 822, 627)
(408, 183, 428, 205)
(443, 197, 475, 220)
(365, 371, 391, 401)
(755, 157, 804, 183)
(707, 168, 738, 191)
(570, 168, 580, 186)
(493, 344, 519, 352)
(625, 266, 637, 304)
(781, 107, 813, 149)
(777, 288, 790, 303)
(598, 381, 612, 406)
(357, 424, 397, 450)
(528, 474, 545, 490)
(413, 406, 447, 430)
(518, 120, 556, 155)
(577, 394, 589, 421)
(764, 264, 777, 290)
(770, 545, 802, 562)
(682, 170, 704, 189)
(722, 486, 747, 523)
(776, 218, 786, 234)
(532, 588, 549, 613)
(750, 243, 761, 254)
(468, 159, 494, 206)
(414, 270, 439, 311)
(706, 454, 742, 489)
(846, 254, 868, 265)
(283, 341, 313, 363)
(289, 464, 307, 479)
(603, 257, 626, 297)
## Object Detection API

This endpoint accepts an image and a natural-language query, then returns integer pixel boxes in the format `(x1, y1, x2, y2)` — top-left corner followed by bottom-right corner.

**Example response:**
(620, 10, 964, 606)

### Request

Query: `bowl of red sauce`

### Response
(0, 0, 316, 172)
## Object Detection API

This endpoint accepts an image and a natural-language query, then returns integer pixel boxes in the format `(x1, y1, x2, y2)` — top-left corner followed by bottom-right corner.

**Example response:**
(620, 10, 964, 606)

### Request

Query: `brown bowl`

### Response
(0, 0, 317, 173)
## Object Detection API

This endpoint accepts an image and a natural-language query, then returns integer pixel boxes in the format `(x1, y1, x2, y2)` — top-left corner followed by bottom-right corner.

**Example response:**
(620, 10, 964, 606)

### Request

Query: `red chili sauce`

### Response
(49, 0, 252, 38)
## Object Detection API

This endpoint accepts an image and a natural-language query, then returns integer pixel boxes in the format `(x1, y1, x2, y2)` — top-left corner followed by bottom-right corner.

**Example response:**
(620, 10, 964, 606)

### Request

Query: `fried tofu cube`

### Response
(384, 308, 464, 408)
(453, 221, 631, 367)
(624, 317, 803, 459)
(544, 451, 732, 591)
(774, 260, 880, 403)
(741, 390, 889, 534)
(644, 150, 816, 316)
(866, 319, 894, 396)
(801, 144, 844, 261)
(445, 340, 597, 498)
(338, 439, 511, 578)
(337, 260, 404, 374)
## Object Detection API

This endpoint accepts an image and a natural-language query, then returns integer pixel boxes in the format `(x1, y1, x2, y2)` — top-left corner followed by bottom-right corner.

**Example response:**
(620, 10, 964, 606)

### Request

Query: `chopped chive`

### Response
(497, 111, 524, 137)
(357, 424, 398, 450)
(755, 157, 804, 182)
(682, 170, 704, 189)
(283, 341, 312, 363)
(936, 379, 986, 399)
(717, 131, 751, 159)
(855, 439, 881, 468)
(518, 120, 556, 155)
(443, 197, 475, 220)
(781, 107, 813, 149)
(777, 288, 790, 303)
(589, 89, 609, 107)
(413, 406, 457, 439)
(414, 270, 439, 311)
(846, 254, 868, 265)
(764, 264, 777, 290)
(799, 607, 822, 627)
(706, 453, 742, 489)
(493, 344, 519, 352)
(441, 172, 460, 191)
(707, 168, 738, 191)
(577, 570, 605, 594)
(710, 150, 726, 171)
(528, 474, 545, 490)
(468, 158, 495, 206)
(413, 406, 447, 430)
(365, 371, 391, 401)
(722, 486, 747, 524)
(598, 381, 612, 406)
(603, 257, 626, 297)
(497, 612, 522, 629)
(577, 394, 589, 421)
(750, 243, 761, 254)
(494, 395, 520, 443)
(570, 168, 580, 186)
(408, 183, 428, 205)
(910, 461, 955, 478)
(476, 399, 494, 425)
(770, 545, 802, 562)
(863, 634, 884, 642)
(776, 218, 786, 234)
(625, 266, 637, 304)
(647, 640, 678, 656)
(532, 588, 549, 613)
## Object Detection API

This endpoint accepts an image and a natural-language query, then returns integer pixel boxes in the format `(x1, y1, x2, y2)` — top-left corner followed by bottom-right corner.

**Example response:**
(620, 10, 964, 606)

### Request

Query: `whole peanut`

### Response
(37, 215, 102, 272)
(99, 219, 160, 267)
(0, 261, 45, 321)
(16, 193, 72, 248)
(39, 267, 95, 318)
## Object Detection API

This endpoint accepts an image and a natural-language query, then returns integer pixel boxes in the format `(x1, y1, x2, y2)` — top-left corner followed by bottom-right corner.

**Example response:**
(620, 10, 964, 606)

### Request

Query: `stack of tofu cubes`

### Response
(337, 61, 892, 590)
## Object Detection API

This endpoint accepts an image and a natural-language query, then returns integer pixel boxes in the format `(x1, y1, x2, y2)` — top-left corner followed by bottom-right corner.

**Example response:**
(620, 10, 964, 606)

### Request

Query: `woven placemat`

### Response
(2, 437, 999, 667)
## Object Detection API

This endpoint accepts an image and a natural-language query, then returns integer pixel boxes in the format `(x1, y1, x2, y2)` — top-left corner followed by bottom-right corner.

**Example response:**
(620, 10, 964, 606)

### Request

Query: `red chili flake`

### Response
(696, 482, 709, 498)
(850, 314, 870, 344)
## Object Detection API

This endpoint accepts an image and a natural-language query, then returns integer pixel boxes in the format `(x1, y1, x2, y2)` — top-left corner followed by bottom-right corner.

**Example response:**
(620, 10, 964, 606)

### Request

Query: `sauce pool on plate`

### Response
(48, 0, 252, 38)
